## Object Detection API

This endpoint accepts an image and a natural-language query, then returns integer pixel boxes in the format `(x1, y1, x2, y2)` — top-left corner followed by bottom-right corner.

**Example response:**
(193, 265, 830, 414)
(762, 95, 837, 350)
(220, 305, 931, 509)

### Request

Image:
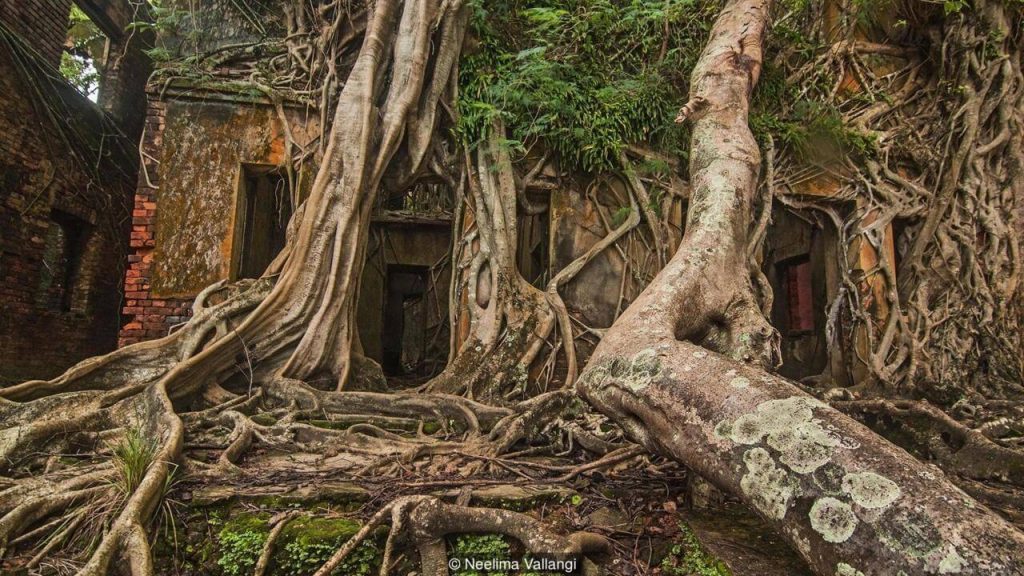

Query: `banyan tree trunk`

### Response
(578, 1, 1024, 574)
(1, 1, 470, 573)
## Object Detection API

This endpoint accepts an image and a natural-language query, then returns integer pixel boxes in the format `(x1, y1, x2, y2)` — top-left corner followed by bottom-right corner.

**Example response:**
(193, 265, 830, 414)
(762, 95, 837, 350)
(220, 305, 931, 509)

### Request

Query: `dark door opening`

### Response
(382, 265, 428, 375)
(516, 191, 550, 287)
(236, 167, 291, 279)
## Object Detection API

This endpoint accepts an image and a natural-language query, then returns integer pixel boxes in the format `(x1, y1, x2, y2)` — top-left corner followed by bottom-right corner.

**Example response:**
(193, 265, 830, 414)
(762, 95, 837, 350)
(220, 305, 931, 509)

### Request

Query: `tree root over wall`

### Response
(2, 1, 1024, 575)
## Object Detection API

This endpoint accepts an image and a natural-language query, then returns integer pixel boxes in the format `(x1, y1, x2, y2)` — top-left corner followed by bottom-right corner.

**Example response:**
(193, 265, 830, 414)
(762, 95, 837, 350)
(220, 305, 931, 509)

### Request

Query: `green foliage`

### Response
(127, 1, 189, 37)
(447, 534, 561, 576)
(751, 100, 877, 163)
(850, 0, 894, 25)
(216, 515, 269, 576)
(458, 0, 722, 172)
(659, 524, 732, 576)
(279, 539, 377, 576)
(217, 530, 266, 576)
(277, 516, 375, 576)
(60, 6, 105, 96)
(749, 11, 881, 166)
(110, 428, 158, 496)
(611, 206, 633, 227)
(450, 534, 511, 576)
(215, 513, 375, 576)
(942, 0, 969, 15)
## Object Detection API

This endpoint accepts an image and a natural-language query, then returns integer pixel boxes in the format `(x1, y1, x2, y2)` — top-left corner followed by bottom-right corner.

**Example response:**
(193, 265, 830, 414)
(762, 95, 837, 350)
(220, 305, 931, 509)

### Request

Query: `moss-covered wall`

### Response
(149, 98, 318, 298)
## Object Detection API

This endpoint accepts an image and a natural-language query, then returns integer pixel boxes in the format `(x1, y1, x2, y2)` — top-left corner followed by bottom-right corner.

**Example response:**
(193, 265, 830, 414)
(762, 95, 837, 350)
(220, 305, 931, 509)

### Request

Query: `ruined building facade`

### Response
(0, 0, 149, 383)
(103, 1, 900, 387)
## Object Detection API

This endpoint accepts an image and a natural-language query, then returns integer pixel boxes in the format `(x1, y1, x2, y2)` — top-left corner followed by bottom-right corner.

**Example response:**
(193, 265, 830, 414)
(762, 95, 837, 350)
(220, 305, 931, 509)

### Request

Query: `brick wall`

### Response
(118, 99, 192, 346)
(0, 43, 135, 384)
(0, 0, 73, 67)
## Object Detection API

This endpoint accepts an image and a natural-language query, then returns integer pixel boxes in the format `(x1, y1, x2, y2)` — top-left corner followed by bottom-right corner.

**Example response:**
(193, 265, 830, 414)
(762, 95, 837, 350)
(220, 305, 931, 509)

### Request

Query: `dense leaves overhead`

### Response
(457, 0, 723, 172)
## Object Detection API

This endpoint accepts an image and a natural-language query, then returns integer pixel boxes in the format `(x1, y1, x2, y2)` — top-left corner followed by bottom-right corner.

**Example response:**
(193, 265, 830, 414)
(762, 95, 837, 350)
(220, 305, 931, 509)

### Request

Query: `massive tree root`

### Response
(309, 495, 609, 576)
(2, 1, 1024, 575)
(2, 0, 475, 572)
(579, 1, 1024, 574)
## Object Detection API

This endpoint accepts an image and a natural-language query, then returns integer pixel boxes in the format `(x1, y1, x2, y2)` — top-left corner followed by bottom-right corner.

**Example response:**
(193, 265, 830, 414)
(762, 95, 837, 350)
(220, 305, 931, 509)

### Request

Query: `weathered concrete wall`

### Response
(151, 98, 318, 297)
(163, 0, 277, 55)
(119, 95, 318, 344)
(95, 2, 153, 144)
(551, 177, 684, 327)
(0, 38, 136, 383)
(118, 99, 193, 346)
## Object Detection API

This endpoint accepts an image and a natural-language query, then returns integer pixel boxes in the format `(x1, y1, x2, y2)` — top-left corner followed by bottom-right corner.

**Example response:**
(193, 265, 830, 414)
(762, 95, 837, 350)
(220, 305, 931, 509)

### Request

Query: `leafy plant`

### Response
(217, 526, 267, 576)
(449, 534, 512, 576)
(458, 0, 721, 172)
(110, 427, 158, 496)
(60, 5, 105, 97)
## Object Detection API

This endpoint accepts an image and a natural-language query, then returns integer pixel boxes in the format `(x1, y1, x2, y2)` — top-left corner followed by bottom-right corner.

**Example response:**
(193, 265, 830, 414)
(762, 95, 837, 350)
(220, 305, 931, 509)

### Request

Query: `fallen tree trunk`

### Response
(579, 1, 1024, 574)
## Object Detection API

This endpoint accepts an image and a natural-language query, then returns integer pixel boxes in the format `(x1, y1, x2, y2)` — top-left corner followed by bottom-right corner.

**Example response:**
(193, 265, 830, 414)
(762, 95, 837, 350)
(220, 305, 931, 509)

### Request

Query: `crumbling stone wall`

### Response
(0, 0, 73, 67)
(118, 99, 193, 347)
(118, 94, 319, 345)
(0, 34, 136, 383)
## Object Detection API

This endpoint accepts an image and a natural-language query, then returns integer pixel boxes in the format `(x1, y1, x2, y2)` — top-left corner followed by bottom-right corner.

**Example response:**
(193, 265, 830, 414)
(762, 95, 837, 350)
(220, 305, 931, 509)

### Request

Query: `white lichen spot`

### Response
(730, 376, 750, 389)
(719, 397, 840, 474)
(842, 472, 901, 510)
(780, 439, 833, 474)
(836, 563, 864, 576)
(693, 350, 709, 359)
(740, 447, 799, 520)
(809, 497, 858, 543)
(939, 548, 965, 574)
(584, 349, 662, 393)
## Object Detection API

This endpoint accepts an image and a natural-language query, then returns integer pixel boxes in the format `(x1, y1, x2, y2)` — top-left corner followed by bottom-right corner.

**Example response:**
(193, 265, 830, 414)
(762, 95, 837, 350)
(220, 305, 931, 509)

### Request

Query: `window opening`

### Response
(38, 210, 89, 312)
(61, 4, 109, 101)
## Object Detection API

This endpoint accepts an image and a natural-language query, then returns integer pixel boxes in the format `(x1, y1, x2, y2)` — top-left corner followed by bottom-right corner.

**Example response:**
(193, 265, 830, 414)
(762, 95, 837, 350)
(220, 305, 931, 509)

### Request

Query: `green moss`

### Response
(660, 524, 732, 576)
(276, 516, 376, 576)
(250, 413, 278, 426)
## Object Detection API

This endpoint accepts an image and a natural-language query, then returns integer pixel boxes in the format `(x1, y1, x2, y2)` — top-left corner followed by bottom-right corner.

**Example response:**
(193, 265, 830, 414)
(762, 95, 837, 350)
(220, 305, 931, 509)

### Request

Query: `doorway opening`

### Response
(516, 190, 550, 287)
(234, 165, 291, 279)
(382, 265, 429, 376)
